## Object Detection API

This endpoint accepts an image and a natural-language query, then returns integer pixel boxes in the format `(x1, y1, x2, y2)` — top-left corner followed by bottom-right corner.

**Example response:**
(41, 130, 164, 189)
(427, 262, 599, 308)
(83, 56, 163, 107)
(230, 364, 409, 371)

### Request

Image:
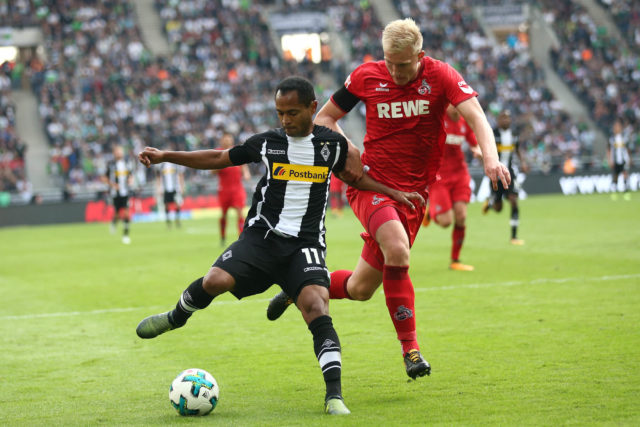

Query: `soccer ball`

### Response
(169, 368, 219, 416)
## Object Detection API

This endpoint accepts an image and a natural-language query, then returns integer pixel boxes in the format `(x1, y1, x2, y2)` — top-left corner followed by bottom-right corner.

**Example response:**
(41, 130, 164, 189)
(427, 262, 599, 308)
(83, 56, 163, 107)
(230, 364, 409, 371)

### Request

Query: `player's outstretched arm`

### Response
(138, 147, 233, 170)
(457, 98, 511, 190)
(335, 143, 425, 210)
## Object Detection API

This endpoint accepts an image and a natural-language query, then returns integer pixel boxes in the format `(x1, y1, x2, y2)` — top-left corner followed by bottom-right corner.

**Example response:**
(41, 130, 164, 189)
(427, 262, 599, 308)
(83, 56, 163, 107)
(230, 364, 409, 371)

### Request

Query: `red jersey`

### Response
(439, 113, 477, 178)
(335, 56, 477, 191)
(217, 164, 244, 194)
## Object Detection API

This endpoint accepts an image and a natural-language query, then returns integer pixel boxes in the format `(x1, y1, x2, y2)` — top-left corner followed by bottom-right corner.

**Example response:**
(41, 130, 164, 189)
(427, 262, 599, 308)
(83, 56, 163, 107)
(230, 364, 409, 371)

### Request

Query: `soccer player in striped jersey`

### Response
(608, 120, 632, 201)
(482, 110, 528, 245)
(135, 77, 424, 415)
(104, 146, 134, 244)
(214, 132, 251, 245)
(423, 104, 482, 271)
(157, 158, 185, 228)
(266, 19, 510, 380)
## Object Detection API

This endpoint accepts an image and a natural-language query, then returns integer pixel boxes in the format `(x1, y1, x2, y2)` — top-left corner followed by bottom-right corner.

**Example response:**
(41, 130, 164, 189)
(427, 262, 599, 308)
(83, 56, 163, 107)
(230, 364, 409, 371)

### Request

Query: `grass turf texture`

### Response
(1, 193, 638, 426)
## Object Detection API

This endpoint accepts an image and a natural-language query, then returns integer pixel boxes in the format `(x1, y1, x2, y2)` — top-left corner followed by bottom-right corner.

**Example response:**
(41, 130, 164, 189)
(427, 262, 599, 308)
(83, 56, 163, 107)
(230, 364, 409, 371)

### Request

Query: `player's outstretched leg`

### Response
(136, 277, 215, 339)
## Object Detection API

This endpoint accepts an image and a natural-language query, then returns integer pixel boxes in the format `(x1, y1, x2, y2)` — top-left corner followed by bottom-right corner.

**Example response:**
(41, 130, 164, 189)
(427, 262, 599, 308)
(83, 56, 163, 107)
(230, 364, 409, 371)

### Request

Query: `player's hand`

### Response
(388, 190, 425, 211)
(484, 157, 511, 191)
(138, 147, 164, 168)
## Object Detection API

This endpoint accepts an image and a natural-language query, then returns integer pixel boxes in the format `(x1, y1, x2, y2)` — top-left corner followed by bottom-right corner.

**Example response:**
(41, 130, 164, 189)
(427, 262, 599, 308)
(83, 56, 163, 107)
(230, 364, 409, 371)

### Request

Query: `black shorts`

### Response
(213, 227, 330, 301)
(613, 162, 626, 175)
(113, 195, 129, 211)
(492, 167, 517, 200)
(164, 191, 180, 205)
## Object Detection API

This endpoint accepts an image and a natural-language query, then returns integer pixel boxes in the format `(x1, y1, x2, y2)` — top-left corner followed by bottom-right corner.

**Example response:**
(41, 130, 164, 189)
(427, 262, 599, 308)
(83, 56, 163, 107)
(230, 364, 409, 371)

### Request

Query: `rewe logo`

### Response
(377, 99, 430, 118)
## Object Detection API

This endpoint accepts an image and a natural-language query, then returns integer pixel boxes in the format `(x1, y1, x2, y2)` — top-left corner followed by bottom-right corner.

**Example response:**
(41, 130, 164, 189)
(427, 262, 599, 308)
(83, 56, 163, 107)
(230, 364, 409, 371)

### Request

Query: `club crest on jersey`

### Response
(320, 142, 330, 161)
(272, 162, 329, 183)
(418, 79, 431, 95)
(371, 195, 386, 205)
(394, 305, 413, 321)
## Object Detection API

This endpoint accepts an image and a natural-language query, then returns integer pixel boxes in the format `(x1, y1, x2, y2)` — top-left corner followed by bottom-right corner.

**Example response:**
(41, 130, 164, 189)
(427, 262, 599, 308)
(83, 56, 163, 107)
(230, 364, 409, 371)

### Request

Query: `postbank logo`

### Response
(272, 163, 329, 183)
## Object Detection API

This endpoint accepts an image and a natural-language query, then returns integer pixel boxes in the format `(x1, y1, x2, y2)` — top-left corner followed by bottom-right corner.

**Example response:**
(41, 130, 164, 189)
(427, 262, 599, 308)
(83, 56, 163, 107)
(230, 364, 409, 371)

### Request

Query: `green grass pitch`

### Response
(1, 193, 639, 426)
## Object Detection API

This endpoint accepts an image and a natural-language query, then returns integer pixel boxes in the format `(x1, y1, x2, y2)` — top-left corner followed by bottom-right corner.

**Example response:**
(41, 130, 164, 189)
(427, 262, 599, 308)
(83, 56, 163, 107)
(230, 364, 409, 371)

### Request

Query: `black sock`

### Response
(123, 218, 130, 236)
(308, 315, 342, 400)
(510, 206, 519, 239)
(170, 277, 214, 326)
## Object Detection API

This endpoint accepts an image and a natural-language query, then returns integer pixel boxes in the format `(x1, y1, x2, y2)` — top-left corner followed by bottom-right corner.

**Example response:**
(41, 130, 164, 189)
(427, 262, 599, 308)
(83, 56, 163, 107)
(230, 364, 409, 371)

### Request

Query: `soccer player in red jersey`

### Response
(422, 104, 482, 271)
(267, 18, 510, 379)
(329, 175, 346, 217)
(215, 132, 251, 245)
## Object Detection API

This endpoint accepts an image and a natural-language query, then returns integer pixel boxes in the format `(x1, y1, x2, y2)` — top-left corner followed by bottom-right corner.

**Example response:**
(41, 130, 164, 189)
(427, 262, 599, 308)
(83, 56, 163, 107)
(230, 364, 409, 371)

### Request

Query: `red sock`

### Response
(220, 217, 226, 240)
(329, 270, 353, 299)
(382, 265, 418, 355)
(451, 225, 465, 261)
(237, 216, 244, 234)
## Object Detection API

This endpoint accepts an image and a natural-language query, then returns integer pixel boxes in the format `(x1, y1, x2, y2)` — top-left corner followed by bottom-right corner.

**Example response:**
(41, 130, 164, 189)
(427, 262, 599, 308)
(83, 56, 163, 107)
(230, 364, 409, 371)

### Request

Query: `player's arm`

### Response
(315, 87, 360, 152)
(456, 97, 510, 190)
(102, 166, 117, 190)
(138, 147, 233, 170)
(335, 143, 425, 210)
(241, 164, 251, 181)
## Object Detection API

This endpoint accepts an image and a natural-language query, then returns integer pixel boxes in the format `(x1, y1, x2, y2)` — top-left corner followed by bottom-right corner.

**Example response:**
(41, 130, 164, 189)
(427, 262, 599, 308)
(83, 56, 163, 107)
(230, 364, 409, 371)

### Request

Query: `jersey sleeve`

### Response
(441, 62, 478, 106)
(330, 64, 367, 113)
(332, 137, 349, 173)
(229, 134, 263, 165)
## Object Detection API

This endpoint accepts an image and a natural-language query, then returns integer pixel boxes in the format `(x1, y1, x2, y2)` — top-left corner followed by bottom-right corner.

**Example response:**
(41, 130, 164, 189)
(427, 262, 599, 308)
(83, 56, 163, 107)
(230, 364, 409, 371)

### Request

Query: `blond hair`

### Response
(382, 18, 423, 55)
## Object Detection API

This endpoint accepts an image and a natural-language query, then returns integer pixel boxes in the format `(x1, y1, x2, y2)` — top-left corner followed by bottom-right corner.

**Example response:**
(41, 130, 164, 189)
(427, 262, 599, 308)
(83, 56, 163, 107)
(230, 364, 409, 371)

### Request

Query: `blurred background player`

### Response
(267, 18, 511, 380)
(104, 146, 134, 244)
(157, 155, 185, 228)
(482, 110, 527, 245)
(214, 132, 251, 245)
(423, 104, 482, 271)
(329, 176, 346, 217)
(608, 120, 632, 201)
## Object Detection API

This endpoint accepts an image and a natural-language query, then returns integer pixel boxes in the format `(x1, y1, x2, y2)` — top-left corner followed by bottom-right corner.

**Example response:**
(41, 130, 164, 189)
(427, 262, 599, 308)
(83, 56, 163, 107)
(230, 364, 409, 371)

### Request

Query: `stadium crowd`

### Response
(0, 63, 28, 198)
(2, 0, 637, 197)
(543, 0, 639, 156)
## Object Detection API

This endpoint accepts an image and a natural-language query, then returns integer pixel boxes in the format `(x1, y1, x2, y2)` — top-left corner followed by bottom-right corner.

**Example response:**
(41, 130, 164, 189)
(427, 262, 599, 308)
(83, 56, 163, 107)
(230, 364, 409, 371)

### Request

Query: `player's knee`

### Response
(348, 283, 376, 301)
(436, 214, 452, 228)
(202, 270, 233, 296)
(297, 286, 329, 317)
(379, 240, 410, 265)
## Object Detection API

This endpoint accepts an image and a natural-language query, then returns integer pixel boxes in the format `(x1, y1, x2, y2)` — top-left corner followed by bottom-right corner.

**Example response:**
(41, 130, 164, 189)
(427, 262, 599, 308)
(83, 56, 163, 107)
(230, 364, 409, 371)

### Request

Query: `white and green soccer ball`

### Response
(169, 368, 219, 416)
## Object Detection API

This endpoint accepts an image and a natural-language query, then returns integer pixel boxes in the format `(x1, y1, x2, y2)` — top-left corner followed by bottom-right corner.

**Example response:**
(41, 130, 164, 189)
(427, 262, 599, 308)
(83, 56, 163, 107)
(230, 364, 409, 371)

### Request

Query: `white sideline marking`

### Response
(387, 273, 640, 294)
(0, 298, 272, 321)
(2, 274, 638, 321)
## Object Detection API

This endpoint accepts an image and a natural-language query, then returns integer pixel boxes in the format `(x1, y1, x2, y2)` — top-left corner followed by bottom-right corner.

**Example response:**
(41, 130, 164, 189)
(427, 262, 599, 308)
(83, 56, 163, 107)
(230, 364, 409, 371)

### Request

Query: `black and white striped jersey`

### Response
(106, 159, 133, 197)
(160, 163, 183, 193)
(494, 127, 520, 170)
(609, 133, 630, 165)
(228, 125, 348, 248)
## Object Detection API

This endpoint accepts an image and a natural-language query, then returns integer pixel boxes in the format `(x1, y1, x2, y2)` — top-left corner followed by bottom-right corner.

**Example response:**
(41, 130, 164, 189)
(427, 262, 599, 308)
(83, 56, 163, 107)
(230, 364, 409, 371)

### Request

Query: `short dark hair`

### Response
(275, 76, 316, 106)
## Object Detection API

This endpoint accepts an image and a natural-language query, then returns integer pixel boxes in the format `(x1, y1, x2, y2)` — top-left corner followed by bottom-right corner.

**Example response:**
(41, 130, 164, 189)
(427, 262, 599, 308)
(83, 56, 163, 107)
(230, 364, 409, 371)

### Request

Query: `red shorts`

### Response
(346, 187, 427, 271)
(329, 176, 345, 192)
(428, 172, 471, 218)
(218, 190, 246, 211)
